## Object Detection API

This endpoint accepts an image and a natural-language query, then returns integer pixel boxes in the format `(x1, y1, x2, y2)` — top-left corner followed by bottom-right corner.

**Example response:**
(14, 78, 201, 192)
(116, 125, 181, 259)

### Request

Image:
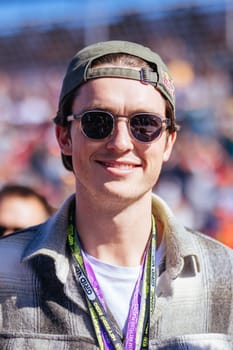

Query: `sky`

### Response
(0, 0, 228, 32)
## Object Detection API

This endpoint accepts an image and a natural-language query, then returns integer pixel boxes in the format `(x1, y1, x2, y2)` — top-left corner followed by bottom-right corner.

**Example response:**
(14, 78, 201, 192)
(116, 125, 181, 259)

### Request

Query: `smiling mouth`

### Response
(96, 161, 140, 170)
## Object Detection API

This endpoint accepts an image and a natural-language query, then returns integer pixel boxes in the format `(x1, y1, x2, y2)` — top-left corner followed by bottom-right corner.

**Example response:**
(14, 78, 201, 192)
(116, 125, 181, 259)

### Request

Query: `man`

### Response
(0, 183, 54, 236)
(0, 41, 232, 349)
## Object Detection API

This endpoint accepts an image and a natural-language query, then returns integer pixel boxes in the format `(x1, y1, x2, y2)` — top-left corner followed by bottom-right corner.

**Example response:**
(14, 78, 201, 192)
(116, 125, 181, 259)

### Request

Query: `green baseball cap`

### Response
(57, 40, 175, 120)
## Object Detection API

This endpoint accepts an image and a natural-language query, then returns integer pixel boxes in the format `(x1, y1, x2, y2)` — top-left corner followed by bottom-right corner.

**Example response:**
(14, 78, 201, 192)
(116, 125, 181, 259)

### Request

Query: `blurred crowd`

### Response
(0, 34, 233, 247)
(0, 67, 72, 206)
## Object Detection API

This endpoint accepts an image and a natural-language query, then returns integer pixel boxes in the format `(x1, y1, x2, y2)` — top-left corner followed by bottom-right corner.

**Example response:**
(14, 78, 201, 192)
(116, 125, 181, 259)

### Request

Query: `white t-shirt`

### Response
(83, 237, 165, 334)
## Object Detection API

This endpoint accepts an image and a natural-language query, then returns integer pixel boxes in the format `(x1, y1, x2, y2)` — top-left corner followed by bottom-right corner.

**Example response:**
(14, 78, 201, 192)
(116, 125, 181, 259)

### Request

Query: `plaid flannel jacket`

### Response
(0, 194, 232, 349)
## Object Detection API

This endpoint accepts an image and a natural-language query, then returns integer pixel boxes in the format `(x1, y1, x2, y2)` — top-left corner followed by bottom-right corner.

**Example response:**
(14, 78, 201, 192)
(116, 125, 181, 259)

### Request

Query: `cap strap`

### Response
(86, 67, 159, 86)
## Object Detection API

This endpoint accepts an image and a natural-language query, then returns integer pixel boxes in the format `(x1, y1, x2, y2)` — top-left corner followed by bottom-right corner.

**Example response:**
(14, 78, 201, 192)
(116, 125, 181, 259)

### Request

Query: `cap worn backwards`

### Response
(58, 40, 175, 111)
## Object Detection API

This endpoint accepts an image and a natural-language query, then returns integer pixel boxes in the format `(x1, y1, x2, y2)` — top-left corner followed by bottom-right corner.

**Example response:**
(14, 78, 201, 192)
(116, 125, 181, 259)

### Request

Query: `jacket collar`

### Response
(22, 194, 75, 284)
(152, 195, 200, 279)
(22, 193, 200, 283)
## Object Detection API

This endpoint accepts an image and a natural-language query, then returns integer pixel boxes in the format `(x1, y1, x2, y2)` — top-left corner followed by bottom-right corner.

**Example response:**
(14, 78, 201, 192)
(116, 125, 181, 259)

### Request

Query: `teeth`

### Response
(104, 162, 134, 169)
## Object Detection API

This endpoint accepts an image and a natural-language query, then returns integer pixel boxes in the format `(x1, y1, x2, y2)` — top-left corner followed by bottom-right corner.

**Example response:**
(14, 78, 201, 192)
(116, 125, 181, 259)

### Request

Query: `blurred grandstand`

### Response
(0, 0, 233, 246)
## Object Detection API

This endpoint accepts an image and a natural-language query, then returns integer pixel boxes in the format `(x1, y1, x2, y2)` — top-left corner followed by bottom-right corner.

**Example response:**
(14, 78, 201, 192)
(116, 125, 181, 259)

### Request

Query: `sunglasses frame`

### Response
(67, 109, 171, 143)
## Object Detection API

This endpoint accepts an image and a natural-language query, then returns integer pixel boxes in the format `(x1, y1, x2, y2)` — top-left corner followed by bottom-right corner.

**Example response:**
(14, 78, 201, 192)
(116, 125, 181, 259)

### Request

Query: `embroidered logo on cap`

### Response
(162, 70, 175, 98)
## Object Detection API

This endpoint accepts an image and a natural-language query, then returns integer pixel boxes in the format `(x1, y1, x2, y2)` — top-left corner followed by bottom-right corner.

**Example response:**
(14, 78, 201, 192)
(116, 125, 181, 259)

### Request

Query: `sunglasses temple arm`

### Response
(67, 115, 75, 122)
(165, 118, 172, 127)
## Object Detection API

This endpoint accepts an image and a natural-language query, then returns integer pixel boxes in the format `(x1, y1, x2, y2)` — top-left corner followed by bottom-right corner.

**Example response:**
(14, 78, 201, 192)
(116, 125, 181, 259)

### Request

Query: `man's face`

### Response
(56, 77, 176, 209)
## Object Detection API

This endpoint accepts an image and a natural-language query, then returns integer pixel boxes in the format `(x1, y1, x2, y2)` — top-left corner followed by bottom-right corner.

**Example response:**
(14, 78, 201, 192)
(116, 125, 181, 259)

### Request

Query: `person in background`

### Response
(0, 40, 232, 349)
(0, 183, 54, 237)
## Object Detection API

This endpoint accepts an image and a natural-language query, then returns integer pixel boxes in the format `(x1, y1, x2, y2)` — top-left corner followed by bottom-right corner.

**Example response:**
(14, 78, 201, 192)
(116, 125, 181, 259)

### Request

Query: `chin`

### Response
(102, 183, 146, 201)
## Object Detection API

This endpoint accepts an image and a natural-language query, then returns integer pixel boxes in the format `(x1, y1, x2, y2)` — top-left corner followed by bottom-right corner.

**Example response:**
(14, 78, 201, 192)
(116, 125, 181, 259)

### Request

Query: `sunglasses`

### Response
(67, 110, 171, 143)
(0, 225, 22, 237)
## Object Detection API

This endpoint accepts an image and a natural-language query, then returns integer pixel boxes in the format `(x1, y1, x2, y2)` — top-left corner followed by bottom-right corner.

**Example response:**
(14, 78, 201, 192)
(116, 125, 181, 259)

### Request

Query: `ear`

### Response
(55, 125, 72, 155)
(163, 132, 177, 162)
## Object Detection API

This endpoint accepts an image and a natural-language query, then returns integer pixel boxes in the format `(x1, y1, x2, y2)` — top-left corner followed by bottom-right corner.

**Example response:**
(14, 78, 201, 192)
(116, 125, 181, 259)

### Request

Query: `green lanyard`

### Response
(67, 204, 157, 349)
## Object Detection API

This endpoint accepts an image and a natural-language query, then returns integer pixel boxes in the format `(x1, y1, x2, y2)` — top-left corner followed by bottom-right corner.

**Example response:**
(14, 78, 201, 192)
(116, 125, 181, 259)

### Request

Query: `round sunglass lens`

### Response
(130, 114, 162, 142)
(81, 112, 114, 140)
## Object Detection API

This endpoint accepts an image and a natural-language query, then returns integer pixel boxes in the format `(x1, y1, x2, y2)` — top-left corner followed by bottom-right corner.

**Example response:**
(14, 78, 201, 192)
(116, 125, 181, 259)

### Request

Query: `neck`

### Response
(74, 192, 162, 267)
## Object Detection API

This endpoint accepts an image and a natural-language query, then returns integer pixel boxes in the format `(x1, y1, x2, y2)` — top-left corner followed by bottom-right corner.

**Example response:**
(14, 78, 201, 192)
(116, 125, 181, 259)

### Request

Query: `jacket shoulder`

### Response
(185, 227, 233, 283)
(186, 227, 233, 254)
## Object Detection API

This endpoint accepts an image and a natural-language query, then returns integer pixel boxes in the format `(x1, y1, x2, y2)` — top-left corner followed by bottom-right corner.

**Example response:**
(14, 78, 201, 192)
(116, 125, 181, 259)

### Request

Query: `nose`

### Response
(105, 117, 134, 152)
